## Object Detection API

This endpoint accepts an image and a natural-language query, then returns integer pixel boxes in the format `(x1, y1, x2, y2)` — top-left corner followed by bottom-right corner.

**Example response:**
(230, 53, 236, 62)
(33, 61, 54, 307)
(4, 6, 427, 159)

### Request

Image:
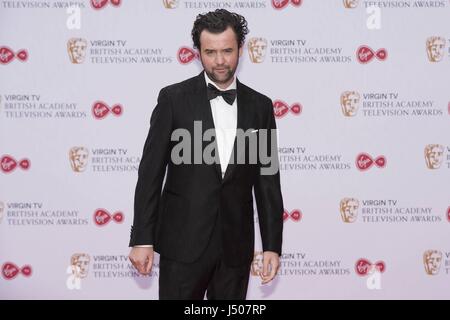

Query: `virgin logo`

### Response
(1, 262, 32, 280)
(0, 46, 28, 65)
(272, 0, 302, 10)
(273, 100, 302, 118)
(447, 207, 450, 222)
(94, 209, 124, 226)
(92, 101, 123, 119)
(177, 47, 199, 64)
(355, 258, 385, 276)
(357, 46, 387, 64)
(90, 0, 121, 10)
(1, 155, 30, 173)
(356, 153, 386, 171)
(283, 209, 302, 222)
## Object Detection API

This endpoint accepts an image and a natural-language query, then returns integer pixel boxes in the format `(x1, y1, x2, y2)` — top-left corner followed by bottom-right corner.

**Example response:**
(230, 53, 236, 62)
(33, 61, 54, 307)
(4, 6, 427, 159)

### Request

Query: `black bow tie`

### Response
(207, 83, 236, 105)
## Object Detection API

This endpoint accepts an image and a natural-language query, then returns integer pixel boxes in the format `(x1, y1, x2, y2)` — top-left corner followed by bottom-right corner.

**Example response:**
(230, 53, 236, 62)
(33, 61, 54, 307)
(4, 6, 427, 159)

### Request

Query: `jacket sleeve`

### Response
(129, 88, 172, 246)
(254, 97, 284, 255)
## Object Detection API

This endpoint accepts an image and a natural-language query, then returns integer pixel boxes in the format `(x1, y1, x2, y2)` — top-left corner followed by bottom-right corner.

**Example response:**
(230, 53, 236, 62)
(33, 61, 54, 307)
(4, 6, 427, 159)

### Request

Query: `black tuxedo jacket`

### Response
(129, 71, 283, 267)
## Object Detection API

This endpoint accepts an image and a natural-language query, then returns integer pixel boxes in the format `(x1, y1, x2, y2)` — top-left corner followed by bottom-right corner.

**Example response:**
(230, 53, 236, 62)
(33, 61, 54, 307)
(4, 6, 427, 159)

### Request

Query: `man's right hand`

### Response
(129, 247, 154, 275)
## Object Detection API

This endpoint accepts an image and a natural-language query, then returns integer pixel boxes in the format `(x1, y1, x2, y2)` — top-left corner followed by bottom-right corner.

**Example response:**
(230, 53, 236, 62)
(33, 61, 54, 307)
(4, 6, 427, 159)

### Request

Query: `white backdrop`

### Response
(1, 0, 449, 299)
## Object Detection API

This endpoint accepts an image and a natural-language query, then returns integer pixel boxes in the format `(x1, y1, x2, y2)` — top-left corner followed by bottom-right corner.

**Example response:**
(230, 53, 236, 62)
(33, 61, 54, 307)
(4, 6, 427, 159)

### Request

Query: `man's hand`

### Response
(261, 251, 280, 284)
(129, 247, 154, 275)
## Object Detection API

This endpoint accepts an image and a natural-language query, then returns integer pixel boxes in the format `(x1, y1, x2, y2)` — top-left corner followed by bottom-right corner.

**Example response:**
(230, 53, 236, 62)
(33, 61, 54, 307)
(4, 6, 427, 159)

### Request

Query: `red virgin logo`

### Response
(2, 262, 32, 280)
(355, 258, 386, 276)
(1, 155, 30, 173)
(92, 101, 123, 119)
(94, 209, 124, 226)
(272, 0, 302, 10)
(0, 46, 28, 65)
(283, 209, 302, 222)
(355, 153, 386, 171)
(357, 45, 387, 64)
(273, 100, 302, 118)
(177, 47, 199, 64)
(90, 0, 121, 10)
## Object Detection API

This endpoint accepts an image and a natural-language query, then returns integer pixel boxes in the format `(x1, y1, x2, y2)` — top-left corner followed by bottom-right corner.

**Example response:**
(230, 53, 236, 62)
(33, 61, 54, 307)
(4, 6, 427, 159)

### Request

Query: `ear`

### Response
(238, 46, 243, 57)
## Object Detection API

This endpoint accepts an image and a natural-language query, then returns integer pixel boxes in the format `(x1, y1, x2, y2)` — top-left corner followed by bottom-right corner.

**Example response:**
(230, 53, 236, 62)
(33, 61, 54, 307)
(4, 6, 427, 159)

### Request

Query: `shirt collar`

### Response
(204, 71, 237, 91)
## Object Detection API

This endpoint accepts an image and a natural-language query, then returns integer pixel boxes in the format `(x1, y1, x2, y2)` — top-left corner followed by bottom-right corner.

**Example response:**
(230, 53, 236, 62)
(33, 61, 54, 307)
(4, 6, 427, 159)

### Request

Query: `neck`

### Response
(215, 77, 234, 90)
(204, 71, 235, 90)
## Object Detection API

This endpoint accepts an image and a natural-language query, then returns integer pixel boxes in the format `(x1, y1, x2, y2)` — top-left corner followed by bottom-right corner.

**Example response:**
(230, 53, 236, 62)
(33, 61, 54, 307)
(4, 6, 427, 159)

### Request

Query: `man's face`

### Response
(248, 38, 267, 63)
(199, 27, 242, 89)
(427, 38, 445, 62)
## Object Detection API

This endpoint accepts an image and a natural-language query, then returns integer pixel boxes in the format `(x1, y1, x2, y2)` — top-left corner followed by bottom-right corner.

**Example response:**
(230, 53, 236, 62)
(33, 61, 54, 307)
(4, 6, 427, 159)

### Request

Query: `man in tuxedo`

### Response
(128, 9, 284, 300)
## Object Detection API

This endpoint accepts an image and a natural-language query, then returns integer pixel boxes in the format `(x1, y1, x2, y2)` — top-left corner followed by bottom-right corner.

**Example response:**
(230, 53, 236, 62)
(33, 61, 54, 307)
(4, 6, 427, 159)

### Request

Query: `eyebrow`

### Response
(204, 48, 234, 52)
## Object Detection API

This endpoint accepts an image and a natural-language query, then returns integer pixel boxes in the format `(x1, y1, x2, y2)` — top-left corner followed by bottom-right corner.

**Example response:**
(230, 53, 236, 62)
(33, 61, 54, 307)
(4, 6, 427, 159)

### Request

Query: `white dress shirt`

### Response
(134, 73, 238, 248)
(204, 72, 237, 178)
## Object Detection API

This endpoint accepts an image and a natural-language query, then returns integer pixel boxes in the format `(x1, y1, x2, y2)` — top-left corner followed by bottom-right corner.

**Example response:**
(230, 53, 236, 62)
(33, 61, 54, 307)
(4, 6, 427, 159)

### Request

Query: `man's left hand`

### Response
(261, 251, 280, 284)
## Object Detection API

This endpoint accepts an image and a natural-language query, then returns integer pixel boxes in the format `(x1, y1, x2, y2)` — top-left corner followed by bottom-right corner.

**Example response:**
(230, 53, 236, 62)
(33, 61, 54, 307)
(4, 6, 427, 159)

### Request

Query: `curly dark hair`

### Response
(191, 9, 249, 50)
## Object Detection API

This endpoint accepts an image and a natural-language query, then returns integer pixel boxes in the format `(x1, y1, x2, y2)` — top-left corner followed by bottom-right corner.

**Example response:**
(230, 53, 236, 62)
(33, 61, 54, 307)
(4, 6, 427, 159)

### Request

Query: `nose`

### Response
(215, 52, 225, 65)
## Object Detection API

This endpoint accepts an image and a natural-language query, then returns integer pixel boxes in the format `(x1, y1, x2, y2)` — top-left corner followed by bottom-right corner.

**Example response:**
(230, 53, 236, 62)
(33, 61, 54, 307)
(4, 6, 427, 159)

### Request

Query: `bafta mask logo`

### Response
(251, 251, 264, 276)
(424, 144, 444, 169)
(248, 37, 267, 63)
(426, 36, 446, 62)
(340, 198, 359, 223)
(69, 147, 89, 172)
(340, 91, 360, 116)
(162, 0, 179, 9)
(66, 253, 90, 290)
(423, 250, 442, 275)
(67, 38, 87, 64)
(343, 0, 359, 8)
(0, 201, 4, 224)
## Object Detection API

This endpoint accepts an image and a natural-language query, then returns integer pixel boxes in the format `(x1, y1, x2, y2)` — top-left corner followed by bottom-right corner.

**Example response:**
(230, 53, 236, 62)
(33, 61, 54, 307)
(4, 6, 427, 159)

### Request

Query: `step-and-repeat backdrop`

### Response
(1, 0, 449, 299)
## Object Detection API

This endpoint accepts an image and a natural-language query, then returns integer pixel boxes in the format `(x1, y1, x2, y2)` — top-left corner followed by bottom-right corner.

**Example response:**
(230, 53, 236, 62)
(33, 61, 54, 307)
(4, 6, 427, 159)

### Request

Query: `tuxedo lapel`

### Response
(222, 79, 251, 183)
(191, 71, 223, 182)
